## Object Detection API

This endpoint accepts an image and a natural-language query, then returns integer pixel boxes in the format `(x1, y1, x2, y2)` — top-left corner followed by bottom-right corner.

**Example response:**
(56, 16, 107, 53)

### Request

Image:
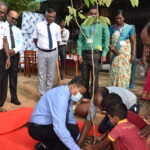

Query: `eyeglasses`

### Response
(9, 15, 18, 22)
(0, 10, 6, 16)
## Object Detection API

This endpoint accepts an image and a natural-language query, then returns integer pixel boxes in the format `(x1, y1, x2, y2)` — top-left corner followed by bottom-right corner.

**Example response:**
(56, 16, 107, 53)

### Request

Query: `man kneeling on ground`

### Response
(28, 76, 86, 150)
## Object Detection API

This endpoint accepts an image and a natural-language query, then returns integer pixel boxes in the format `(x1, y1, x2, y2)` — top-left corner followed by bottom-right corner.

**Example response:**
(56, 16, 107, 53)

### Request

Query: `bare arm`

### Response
(78, 120, 92, 146)
(130, 34, 136, 63)
(84, 137, 111, 150)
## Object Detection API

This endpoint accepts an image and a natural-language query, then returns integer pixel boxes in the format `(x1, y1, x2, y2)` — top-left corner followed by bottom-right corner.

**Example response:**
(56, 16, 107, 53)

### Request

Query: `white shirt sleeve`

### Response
(57, 27, 62, 42)
(32, 23, 38, 39)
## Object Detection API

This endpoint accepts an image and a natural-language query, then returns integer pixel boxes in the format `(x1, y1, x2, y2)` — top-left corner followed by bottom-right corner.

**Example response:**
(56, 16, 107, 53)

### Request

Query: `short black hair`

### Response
(68, 76, 87, 88)
(102, 93, 123, 109)
(107, 103, 127, 120)
(115, 9, 126, 18)
(94, 87, 109, 98)
(46, 8, 56, 14)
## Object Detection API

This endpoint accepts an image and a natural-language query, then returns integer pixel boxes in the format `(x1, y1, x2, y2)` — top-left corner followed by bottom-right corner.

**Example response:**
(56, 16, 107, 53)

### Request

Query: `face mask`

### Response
(71, 92, 83, 102)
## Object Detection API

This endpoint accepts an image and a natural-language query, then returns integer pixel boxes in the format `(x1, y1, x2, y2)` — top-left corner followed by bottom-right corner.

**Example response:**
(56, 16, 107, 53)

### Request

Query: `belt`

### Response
(83, 50, 101, 53)
(38, 48, 56, 52)
(28, 122, 51, 127)
(59, 45, 66, 47)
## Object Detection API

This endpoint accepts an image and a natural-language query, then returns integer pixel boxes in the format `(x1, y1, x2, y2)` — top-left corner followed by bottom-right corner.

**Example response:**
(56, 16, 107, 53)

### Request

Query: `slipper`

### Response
(0, 108, 7, 112)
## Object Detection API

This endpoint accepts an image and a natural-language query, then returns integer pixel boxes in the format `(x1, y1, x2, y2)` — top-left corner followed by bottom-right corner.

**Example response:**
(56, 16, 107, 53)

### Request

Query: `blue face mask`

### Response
(71, 92, 83, 102)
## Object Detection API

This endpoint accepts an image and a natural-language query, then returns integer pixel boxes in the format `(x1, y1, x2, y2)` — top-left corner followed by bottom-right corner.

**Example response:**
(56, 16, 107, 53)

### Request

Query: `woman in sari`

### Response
(108, 9, 136, 88)
(141, 23, 150, 100)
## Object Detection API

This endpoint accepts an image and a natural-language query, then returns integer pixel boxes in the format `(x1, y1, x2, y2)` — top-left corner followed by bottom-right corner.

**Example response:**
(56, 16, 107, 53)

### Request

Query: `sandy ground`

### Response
(3, 71, 150, 121)
(2, 71, 150, 146)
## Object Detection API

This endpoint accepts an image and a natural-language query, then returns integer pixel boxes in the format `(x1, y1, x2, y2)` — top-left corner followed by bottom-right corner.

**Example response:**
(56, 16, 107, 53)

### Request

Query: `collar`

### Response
(44, 20, 54, 25)
(117, 119, 128, 125)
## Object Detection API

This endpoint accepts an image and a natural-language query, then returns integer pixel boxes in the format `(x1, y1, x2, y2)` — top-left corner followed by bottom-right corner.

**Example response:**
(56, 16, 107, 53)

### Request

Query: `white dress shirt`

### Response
(33, 20, 62, 50)
(5, 21, 23, 54)
(0, 21, 7, 50)
(59, 28, 70, 46)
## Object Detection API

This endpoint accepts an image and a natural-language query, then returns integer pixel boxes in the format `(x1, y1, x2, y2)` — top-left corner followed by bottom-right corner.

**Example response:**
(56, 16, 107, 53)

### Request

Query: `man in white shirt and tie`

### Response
(4, 10, 23, 105)
(0, 2, 10, 112)
(58, 19, 70, 80)
(33, 8, 61, 95)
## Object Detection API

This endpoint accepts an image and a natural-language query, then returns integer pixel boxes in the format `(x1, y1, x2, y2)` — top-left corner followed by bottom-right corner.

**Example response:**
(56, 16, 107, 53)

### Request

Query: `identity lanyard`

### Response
(89, 24, 96, 37)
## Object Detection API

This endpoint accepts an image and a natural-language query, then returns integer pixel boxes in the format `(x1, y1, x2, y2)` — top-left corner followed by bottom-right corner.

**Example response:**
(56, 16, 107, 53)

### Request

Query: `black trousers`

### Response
(82, 51, 101, 98)
(0, 50, 7, 107)
(0, 53, 19, 106)
(98, 104, 140, 133)
(28, 123, 80, 150)
(58, 45, 66, 77)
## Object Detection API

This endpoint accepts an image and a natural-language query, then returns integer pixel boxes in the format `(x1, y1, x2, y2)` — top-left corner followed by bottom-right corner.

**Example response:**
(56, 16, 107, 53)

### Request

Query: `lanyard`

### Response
(89, 24, 96, 36)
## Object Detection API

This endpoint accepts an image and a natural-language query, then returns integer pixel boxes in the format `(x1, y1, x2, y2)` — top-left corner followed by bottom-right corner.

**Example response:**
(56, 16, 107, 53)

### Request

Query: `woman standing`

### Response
(141, 23, 150, 100)
(108, 9, 136, 88)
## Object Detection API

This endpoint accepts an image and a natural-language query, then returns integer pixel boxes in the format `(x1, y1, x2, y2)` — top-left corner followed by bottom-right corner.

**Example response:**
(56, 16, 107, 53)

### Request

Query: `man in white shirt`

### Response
(58, 19, 70, 80)
(3, 10, 23, 105)
(33, 8, 61, 95)
(0, 2, 10, 112)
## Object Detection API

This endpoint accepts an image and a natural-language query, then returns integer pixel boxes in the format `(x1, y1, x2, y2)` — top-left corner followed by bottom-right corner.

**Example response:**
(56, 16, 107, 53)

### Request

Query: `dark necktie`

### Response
(66, 100, 71, 123)
(47, 23, 53, 49)
(9, 24, 15, 48)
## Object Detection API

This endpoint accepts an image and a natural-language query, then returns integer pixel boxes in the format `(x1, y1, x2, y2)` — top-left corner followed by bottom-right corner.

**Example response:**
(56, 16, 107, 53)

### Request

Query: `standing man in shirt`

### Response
(28, 76, 86, 150)
(3, 10, 23, 105)
(33, 8, 61, 95)
(77, 6, 110, 98)
(58, 19, 70, 80)
(0, 2, 10, 112)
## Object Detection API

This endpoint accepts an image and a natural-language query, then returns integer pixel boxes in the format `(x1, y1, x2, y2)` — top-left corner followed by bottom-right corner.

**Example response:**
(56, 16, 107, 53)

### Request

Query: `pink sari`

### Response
(142, 68, 150, 100)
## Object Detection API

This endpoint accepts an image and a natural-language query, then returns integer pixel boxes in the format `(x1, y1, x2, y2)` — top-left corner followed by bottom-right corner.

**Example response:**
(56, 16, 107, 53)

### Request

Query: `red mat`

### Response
(0, 107, 33, 135)
(0, 107, 100, 150)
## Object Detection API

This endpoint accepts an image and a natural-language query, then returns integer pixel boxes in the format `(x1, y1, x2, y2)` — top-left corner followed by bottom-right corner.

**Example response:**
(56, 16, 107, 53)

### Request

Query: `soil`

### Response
(2, 71, 150, 148)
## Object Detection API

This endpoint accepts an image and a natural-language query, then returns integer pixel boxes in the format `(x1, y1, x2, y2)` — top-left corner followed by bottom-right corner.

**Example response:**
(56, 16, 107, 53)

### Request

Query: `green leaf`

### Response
(84, 0, 90, 7)
(130, 0, 139, 7)
(97, 0, 105, 6)
(105, 0, 112, 7)
(67, 6, 77, 17)
(78, 12, 87, 20)
(65, 15, 73, 26)
(83, 16, 97, 26)
(90, 0, 95, 5)
(99, 16, 111, 25)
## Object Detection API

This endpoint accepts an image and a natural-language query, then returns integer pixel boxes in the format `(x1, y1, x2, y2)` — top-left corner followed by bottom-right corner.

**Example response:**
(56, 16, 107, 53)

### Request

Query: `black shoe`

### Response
(35, 142, 48, 150)
(11, 99, 21, 105)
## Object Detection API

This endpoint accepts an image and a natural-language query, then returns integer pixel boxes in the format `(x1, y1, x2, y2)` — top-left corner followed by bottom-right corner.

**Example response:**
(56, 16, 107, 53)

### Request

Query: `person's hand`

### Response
(101, 56, 106, 63)
(84, 145, 98, 150)
(78, 56, 83, 64)
(139, 58, 146, 65)
(140, 125, 150, 138)
(5, 57, 10, 69)
(130, 55, 135, 63)
(109, 45, 119, 56)
(9, 49, 16, 56)
(82, 98, 90, 103)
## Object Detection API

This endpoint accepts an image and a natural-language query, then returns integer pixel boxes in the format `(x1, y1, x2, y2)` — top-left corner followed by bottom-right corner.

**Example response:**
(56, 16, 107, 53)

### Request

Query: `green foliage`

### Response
(130, 0, 139, 7)
(5, 0, 40, 14)
(84, 0, 90, 7)
(65, 15, 73, 26)
(67, 6, 77, 17)
(83, 16, 96, 26)
(78, 12, 87, 20)
(99, 16, 111, 25)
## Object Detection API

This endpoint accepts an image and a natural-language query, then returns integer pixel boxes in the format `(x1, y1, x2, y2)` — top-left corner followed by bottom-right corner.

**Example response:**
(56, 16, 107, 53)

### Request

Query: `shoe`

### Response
(11, 99, 21, 105)
(35, 142, 48, 150)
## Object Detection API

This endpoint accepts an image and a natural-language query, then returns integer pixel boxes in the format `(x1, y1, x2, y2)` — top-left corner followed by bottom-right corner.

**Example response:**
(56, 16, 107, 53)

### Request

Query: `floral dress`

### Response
(108, 24, 135, 88)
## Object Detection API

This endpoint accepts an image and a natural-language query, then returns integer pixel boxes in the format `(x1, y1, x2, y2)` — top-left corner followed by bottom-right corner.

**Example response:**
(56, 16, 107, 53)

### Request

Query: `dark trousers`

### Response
(28, 123, 80, 150)
(0, 53, 19, 105)
(82, 51, 101, 98)
(0, 50, 7, 106)
(58, 45, 66, 77)
(98, 104, 140, 133)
